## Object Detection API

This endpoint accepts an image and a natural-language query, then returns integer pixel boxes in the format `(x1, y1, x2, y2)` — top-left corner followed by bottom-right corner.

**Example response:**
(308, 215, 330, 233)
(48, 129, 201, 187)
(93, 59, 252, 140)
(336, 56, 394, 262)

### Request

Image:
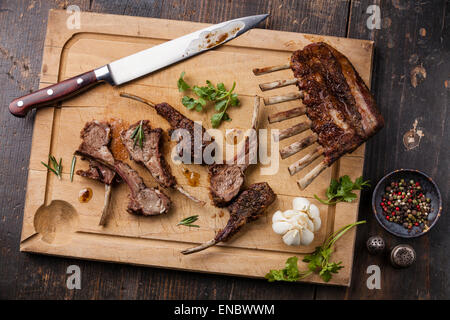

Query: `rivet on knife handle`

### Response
(9, 69, 99, 117)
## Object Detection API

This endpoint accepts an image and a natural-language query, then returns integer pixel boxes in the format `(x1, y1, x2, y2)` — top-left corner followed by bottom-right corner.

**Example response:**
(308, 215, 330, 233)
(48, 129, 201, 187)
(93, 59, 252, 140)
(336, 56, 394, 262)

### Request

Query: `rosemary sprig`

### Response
(177, 215, 200, 228)
(41, 155, 62, 180)
(131, 120, 144, 149)
(70, 155, 76, 182)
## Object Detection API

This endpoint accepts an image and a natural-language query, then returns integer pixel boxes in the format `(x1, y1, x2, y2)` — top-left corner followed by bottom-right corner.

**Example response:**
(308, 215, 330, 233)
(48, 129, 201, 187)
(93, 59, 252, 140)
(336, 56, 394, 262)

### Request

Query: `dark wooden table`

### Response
(0, 0, 448, 300)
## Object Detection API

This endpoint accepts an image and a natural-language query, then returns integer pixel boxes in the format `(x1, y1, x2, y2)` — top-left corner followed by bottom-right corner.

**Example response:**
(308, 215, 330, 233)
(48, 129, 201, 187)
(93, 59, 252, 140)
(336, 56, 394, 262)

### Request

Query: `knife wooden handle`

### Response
(9, 70, 98, 117)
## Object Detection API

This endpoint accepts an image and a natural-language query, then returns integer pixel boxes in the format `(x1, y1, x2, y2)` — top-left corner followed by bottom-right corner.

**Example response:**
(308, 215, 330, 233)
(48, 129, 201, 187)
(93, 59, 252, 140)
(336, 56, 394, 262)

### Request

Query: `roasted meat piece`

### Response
(75, 121, 171, 216)
(75, 121, 115, 166)
(120, 93, 215, 165)
(114, 160, 171, 216)
(290, 42, 384, 165)
(208, 96, 260, 207)
(121, 121, 175, 188)
(181, 182, 276, 254)
(76, 159, 117, 185)
(121, 120, 204, 204)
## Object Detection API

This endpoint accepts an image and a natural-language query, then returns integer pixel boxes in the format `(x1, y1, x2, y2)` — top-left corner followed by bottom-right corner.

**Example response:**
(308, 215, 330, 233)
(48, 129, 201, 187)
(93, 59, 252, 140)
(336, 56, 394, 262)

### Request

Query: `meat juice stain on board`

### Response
(109, 118, 129, 161)
(78, 188, 93, 203)
(182, 168, 200, 187)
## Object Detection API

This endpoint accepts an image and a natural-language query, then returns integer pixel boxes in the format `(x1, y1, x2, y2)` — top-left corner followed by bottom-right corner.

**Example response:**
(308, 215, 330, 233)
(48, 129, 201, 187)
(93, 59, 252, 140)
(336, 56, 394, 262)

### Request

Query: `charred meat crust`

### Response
(290, 42, 384, 165)
(214, 182, 276, 242)
(121, 120, 176, 189)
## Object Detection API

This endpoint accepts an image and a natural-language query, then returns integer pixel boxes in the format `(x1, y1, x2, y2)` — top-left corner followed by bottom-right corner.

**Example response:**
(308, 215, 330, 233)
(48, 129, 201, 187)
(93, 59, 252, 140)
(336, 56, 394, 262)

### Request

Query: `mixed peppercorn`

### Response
(381, 179, 431, 232)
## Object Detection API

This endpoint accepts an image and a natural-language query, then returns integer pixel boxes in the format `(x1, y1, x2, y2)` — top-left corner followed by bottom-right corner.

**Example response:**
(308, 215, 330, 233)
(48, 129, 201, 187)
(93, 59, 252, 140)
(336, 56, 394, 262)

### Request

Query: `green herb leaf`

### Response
(41, 155, 63, 180)
(266, 221, 366, 283)
(70, 155, 76, 182)
(214, 99, 227, 111)
(132, 121, 145, 149)
(265, 256, 303, 282)
(177, 71, 190, 92)
(177, 73, 239, 128)
(314, 175, 370, 205)
(211, 112, 224, 128)
(177, 215, 200, 228)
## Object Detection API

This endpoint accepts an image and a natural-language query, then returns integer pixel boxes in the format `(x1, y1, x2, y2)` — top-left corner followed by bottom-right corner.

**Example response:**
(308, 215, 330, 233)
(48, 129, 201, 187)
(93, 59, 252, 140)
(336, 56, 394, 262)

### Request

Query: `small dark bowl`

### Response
(372, 169, 442, 238)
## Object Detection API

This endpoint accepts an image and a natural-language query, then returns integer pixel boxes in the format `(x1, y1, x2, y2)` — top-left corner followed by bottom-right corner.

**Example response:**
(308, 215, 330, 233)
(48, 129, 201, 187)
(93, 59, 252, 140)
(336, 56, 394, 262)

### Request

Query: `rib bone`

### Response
(297, 161, 329, 190)
(288, 147, 324, 176)
(268, 106, 306, 123)
(264, 92, 304, 105)
(280, 134, 318, 159)
(252, 63, 290, 76)
(259, 79, 297, 91)
(275, 120, 311, 141)
(99, 184, 112, 226)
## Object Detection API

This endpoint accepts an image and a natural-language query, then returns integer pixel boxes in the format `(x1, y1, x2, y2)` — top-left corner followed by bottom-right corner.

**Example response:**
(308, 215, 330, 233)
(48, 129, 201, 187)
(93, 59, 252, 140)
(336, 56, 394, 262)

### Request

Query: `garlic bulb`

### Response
(272, 197, 321, 246)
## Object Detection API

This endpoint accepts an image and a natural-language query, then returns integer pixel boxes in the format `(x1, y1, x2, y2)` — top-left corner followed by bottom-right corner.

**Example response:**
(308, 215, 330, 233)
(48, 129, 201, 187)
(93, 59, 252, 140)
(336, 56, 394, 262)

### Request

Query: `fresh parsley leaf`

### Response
(177, 71, 191, 92)
(265, 256, 302, 282)
(211, 112, 224, 128)
(315, 175, 370, 205)
(214, 99, 227, 111)
(284, 256, 300, 279)
(267, 221, 366, 283)
(177, 73, 239, 128)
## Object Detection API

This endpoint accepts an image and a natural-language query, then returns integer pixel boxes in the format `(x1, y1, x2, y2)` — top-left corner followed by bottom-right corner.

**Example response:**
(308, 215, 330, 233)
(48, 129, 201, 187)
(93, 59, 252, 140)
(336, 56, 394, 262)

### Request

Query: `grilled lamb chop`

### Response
(181, 182, 276, 255)
(76, 121, 115, 167)
(75, 121, 171, 216)
(208, 96, 260, 207)
(121, 120, 204, 204)
(120, 93, 215, 164)
(77, 159, 117, 185)
(114, 160, 171, 216)
(290, 42, 384, 165)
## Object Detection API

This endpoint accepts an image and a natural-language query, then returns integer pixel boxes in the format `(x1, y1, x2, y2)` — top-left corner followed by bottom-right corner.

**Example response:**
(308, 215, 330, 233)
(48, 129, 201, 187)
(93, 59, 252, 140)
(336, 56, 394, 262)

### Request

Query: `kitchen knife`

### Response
(9, 14, 269, 117)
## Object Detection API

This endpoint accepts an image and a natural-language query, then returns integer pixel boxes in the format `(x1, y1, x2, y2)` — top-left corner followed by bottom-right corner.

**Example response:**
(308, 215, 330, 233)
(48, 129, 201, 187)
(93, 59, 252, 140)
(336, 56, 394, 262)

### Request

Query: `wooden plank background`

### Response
(0, 0, 448, 299)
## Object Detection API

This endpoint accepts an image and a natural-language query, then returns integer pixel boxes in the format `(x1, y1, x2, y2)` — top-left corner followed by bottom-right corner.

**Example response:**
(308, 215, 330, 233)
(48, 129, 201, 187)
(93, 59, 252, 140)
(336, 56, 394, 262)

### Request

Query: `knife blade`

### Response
(9, 14, 269, 117)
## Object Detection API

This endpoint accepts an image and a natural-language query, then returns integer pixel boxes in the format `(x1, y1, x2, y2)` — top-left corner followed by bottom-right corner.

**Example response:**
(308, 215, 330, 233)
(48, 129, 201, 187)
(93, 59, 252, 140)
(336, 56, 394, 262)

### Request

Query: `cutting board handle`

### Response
(9, 70, 99, 117)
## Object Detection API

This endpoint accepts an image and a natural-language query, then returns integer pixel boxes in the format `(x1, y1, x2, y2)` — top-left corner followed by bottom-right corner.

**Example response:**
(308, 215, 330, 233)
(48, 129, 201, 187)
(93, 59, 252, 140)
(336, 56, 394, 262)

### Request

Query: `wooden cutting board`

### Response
(20, 10, 373, 286)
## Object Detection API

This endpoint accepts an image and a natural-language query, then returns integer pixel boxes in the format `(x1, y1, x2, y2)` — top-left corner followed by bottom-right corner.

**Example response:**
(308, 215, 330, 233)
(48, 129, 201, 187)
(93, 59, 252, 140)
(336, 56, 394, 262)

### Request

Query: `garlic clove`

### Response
(283, 209, 298, 218)
(308, 204, 320, 219)
(300, 228, 314, 246)
(272, 221, 292, 235)
(282, 229, 301, 246)
(272, 210, 285, 223)
(312, 216, 322, 231)
(293, 197, 310, 212)
(307, 219, 315, 232)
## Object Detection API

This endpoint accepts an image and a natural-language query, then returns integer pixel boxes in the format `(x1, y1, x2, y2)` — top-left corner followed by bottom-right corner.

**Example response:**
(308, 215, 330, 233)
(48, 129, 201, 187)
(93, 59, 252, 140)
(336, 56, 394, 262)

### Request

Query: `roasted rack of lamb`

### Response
(75, 121, 171, 216)
(182, 182, 276, 255)
(253, 42, 384, 189)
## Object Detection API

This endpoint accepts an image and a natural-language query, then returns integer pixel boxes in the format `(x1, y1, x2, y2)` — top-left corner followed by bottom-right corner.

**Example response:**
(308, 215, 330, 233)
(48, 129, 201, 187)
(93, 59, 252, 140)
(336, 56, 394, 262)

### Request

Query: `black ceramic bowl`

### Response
(372, 169, 442, 238)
